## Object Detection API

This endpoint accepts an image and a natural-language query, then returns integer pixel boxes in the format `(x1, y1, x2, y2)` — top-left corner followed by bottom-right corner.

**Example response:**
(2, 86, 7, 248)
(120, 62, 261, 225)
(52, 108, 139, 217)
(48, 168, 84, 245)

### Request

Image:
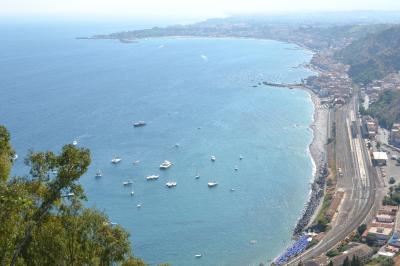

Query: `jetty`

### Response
(262, 81, 306, 89)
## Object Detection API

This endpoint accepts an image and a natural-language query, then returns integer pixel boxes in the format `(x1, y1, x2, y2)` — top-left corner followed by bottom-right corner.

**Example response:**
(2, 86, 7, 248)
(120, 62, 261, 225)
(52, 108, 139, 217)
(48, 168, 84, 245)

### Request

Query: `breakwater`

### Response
(262, 81, 306, 89)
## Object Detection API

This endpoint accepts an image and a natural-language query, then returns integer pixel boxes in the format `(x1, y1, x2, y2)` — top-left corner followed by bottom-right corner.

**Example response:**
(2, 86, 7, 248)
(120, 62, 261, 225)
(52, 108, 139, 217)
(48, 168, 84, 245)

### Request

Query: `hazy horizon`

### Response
(2, 0, 400, 21)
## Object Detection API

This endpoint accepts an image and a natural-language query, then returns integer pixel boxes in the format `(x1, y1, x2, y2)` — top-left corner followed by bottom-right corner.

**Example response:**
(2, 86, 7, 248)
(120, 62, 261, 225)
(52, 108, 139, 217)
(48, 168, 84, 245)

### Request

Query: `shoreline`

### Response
(273, 84, 328, 237)
(300, 90, 329, 231)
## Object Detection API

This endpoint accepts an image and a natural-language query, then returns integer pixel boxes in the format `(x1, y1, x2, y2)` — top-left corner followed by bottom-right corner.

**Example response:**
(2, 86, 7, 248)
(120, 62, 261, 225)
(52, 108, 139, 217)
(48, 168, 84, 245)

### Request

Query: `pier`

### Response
(262, 81, 306, 89)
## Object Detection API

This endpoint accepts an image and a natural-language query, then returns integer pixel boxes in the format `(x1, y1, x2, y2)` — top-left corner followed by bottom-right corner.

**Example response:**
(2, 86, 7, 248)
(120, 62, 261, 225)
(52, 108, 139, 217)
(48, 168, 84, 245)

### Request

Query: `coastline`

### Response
(284, 85, 329, 236)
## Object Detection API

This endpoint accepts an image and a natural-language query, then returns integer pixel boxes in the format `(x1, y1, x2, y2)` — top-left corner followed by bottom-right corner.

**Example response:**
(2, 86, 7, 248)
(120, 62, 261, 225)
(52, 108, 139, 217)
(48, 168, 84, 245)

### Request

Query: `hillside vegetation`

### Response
(364, 89, 400, 128)
(335, 25, 400, 84)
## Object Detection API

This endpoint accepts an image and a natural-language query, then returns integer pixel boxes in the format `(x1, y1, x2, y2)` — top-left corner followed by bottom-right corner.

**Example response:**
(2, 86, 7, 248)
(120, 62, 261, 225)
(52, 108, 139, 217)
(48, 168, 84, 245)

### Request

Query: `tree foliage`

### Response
(0, 125, 148, 266)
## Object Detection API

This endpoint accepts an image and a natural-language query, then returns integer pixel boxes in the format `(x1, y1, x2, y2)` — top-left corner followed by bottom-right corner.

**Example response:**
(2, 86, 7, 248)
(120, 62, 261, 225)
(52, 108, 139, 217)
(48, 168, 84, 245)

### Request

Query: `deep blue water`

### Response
(0, 22, 315, 266)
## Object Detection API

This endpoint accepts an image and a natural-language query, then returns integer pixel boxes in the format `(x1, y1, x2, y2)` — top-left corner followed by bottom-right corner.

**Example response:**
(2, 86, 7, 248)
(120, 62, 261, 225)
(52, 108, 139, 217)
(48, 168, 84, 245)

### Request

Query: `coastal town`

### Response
(269, 42, 400, 265)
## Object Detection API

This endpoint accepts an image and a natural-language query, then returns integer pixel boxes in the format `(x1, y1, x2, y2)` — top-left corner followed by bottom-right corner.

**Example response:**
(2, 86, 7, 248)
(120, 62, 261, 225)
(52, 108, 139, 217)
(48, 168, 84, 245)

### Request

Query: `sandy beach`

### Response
(292, 87, 329, 235)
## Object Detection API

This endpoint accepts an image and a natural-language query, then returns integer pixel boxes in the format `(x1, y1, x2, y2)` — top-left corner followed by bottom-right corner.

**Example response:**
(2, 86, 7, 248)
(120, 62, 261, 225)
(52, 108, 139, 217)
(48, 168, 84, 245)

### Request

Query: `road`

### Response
(288, 95, 385, 265)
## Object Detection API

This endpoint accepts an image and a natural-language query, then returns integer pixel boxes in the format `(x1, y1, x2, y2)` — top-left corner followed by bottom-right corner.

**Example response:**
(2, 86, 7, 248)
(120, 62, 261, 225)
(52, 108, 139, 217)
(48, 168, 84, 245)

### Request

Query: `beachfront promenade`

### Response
(288, 95, 386, 265)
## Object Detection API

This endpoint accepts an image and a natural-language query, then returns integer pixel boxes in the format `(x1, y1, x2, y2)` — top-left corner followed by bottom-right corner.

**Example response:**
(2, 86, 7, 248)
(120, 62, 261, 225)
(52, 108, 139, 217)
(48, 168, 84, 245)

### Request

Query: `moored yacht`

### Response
(146, 175, 159, 180)
(95, 170, 102, 177)
(133, 121, 146, 127)
(72, 140, 78, 146)
(210, 156, 216, 162)
(111, 156, 122, 164)
(123, 181, 133, 186)
(208, 182, 218, 188)
(160, 160, 173, 169)
(166, 181, 177, 188)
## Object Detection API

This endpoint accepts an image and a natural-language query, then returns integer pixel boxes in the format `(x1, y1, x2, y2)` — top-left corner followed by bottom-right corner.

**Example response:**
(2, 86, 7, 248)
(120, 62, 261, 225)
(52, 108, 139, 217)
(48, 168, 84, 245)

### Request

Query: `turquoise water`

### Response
(0, 22, 315, 266)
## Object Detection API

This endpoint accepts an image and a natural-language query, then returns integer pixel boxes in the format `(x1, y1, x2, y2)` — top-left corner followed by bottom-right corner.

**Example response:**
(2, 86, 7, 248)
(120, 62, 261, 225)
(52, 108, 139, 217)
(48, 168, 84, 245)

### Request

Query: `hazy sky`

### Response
(2, 0, 400, 20)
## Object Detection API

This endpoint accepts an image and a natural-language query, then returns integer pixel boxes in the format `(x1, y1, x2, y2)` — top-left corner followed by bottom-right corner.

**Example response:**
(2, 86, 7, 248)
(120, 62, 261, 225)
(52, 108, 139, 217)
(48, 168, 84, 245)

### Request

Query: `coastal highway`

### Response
(288, 96, 385, 265)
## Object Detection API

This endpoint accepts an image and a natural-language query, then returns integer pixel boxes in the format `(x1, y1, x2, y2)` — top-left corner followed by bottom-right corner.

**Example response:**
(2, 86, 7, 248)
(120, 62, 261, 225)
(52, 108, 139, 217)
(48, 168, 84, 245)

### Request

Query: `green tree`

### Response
(357, 224, 367, 236)
(0, 125, 14, 182)
(0, 125, 154, 266)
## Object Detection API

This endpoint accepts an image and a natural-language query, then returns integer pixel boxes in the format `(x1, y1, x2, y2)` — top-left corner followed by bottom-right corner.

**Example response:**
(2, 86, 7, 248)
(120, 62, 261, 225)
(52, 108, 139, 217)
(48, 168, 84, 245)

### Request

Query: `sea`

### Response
(0, 20, 315, 266)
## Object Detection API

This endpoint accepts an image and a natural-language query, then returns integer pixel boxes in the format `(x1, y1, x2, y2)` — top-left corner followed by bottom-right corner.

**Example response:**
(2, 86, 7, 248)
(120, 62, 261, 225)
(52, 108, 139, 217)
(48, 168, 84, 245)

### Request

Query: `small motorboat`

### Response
(146, 175, 159, 180)
(111, 156, 122, 164)
(72, 140, 78, 146)
(234, 166, 239, 171)
(12, 154, 18, 161)
(95, 170, 102, 178)
(230, 188, 235, 192)
(136, 204, 142, 208)
(123, 181, 133, 186)
(130, 191, 135, 196)
(160, 160, 173, 169)
(166, 181, 177, 188)
(195, 254, 202, 258)
(133, 160, 140, 164)
(195, 174, 200, 179)
(67, 192, 75, 197)
(175, 143, 180, 148)
(133, 121, 146, 127)
(210, 156, 216, 162)
(208, 182, 218, 188)
(239, 155, 243, 160)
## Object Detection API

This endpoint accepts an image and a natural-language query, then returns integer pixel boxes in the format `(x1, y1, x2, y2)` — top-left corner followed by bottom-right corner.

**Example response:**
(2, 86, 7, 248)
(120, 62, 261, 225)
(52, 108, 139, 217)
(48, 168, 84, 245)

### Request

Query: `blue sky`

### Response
(1, 0, 400, 20)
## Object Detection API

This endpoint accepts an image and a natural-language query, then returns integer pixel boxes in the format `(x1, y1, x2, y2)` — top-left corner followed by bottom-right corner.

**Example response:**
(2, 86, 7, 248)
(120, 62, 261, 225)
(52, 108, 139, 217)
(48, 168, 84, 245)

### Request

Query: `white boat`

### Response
(146, 175, 159, 180)
(208, 182, 218, 188)
(250, 240, 257, 245)
(12, 154, 18, 161)
(195, 174, 200, 179)
(133, 121, 146, 127)
(230, 188, 235, 192)
(166, 181, 177, 188)
(234, 166, 239, 171)
(210, 156, 216, 162)
(195, 254, 202, 258)
(239, 155, 243, 160)
(133, 160, 140, 164)
(160, 160, 173, 169)
(72, 140, 78, 146)
(123, 181, 133, 186)
(111, 156, 122, 164)
(131, 191, 135, 196)
(67, 192, 75, 197)
(95, 170, 102, 177)
(136, 204, 142, 208)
